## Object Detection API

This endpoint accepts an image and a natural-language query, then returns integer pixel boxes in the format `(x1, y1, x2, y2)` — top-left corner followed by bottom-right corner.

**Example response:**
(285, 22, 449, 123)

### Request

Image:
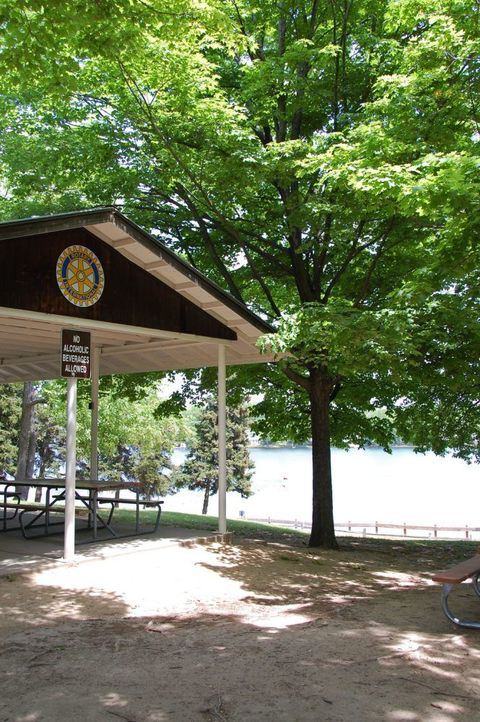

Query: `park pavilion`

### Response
(0, 207, 274, 559)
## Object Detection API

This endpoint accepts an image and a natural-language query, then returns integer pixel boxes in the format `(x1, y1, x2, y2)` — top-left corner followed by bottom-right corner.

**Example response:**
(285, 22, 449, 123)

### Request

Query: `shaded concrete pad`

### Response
(0, 525, 232, 577)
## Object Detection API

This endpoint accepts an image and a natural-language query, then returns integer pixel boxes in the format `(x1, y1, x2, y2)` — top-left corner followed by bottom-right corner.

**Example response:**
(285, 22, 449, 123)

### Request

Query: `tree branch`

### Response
(210, 218, 291, 274)
(275, 15, 288, 142)
(175, 184, 246, 302)
(241, 245, 283, 318)
(353, 221, 398, 306)
(281, 363, 312, 392)
(230, 0, 265, 61)
(321, 219, 366, 302)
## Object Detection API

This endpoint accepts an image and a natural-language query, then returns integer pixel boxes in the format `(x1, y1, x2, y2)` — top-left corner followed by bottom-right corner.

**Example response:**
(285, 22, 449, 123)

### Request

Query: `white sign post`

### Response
(64, 377, 77, 561)
(217, 344, 227, 534)
(61, 330, 91, 561)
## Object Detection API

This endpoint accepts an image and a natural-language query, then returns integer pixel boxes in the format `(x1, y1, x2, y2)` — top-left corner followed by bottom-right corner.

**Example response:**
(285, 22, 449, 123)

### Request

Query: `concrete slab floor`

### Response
(0, 525, 232, 577)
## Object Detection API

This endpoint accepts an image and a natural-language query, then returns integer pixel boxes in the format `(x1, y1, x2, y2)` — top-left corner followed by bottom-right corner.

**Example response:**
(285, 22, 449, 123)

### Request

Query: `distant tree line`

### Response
(0, 379, 253, 513)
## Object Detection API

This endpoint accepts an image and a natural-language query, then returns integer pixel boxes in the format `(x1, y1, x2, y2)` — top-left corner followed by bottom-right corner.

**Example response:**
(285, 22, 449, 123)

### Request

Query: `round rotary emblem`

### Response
(56, 245, 105, 307)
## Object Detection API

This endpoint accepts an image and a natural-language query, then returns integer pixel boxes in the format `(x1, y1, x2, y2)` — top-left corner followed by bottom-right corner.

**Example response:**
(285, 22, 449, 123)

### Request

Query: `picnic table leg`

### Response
(45, 487, 51, 535)
(87, 489, 93, 530)
(93, 489, 98, 539)
(440, 583, 480, 630)
(136, 489, 140, 533)
(74, 492, 117, 541)
(2, 485, 22, 530)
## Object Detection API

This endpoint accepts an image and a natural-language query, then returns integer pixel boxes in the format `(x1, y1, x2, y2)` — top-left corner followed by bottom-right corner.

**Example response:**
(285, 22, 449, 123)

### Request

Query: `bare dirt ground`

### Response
(1, 535, 480, 722)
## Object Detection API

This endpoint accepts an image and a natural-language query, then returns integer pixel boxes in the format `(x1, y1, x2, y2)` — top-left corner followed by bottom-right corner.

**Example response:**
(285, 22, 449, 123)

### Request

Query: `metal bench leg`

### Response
(19, 509, 29, 539)
(105, 501, 115, 526)
(441, 583, 480, 630)
(153, 504, 162, 533)
(472, 573, 480, 599)
(2, 495, 21, 530)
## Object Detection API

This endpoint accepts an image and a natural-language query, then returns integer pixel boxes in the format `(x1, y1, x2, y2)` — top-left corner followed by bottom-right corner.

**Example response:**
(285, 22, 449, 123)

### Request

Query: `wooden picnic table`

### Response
(1, 479, 163, 541)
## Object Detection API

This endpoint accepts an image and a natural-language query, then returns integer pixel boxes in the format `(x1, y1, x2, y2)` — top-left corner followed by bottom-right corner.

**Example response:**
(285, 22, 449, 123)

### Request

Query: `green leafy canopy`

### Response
(1, 0, 479, 545)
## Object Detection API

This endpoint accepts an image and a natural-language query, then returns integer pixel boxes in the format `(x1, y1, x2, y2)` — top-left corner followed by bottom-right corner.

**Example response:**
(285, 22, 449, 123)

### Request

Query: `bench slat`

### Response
(97, 497, 163, 505)
(432, 555, 480, 584)
(1, 502, 44, 511)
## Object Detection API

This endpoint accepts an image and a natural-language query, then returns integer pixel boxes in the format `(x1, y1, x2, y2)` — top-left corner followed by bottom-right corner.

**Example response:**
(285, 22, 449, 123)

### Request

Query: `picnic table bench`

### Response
(1, 499, 96, 536)
(1, 500, 43, 532)
(432, 555, 480, 630)
(96, 495, 163, 534)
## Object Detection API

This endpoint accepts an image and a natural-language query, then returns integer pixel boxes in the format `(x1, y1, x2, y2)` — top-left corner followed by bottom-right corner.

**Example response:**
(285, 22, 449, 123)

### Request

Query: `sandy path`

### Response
(1, 538, 479, 721)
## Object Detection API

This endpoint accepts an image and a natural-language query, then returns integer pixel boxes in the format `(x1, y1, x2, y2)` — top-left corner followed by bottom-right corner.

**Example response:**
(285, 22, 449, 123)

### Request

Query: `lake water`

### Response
(170, 446, 480, 535)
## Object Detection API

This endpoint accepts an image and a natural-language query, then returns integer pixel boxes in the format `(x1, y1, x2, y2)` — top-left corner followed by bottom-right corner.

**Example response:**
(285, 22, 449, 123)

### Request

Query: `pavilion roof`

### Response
(0, 208, 275, 382)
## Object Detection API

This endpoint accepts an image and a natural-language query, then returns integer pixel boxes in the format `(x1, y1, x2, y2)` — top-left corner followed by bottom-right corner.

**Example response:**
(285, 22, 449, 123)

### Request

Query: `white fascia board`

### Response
(0, 307, 235, 346)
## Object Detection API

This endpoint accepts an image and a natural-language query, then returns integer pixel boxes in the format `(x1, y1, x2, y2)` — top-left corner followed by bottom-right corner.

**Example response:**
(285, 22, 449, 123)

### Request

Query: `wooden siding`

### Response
(0, 228, 236, 341)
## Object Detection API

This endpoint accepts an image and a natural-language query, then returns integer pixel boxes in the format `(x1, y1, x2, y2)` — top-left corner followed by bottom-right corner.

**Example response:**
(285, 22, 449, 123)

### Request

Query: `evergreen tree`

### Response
(134, 450, 172, 500)
(174, 399, 253, 515)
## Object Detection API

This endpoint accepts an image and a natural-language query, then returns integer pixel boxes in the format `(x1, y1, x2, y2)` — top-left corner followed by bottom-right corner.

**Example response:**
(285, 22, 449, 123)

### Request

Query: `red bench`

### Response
(432, 555, 480, 629)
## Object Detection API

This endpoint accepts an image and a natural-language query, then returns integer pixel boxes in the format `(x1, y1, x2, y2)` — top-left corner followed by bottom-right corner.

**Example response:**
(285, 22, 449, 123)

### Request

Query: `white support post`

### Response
(217, 344, 227, 534)
(90, 346, 100, 480)
(64, 377, 77, 562)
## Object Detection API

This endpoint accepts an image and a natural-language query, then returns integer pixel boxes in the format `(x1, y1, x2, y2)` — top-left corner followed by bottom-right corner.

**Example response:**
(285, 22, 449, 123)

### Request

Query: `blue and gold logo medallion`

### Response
(56, 246, 105, 307)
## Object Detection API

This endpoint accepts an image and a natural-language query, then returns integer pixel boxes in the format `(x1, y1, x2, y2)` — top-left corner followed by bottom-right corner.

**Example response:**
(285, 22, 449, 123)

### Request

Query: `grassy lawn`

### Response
(108, 507, 479, 563)
(21, 503, 480, 563)
(110, 507, 305, 540)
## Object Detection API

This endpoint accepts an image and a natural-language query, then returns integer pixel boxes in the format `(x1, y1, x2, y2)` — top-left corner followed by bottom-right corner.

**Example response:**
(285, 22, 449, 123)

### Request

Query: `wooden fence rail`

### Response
(244, 516, 480, 540)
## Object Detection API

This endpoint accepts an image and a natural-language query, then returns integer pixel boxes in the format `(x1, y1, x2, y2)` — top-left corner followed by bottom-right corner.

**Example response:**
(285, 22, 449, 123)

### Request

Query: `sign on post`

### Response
(61, 330, 91, 379)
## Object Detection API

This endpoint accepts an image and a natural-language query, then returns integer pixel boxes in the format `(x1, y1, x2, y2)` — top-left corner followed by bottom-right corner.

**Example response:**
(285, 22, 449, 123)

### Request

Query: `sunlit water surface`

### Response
(169, 447, 480, 534)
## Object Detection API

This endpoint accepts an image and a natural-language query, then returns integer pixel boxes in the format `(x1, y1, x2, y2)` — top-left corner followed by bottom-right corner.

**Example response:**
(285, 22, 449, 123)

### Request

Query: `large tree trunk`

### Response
(15, 382, 36, 500)
(36, 442, 46, 502)
(26, 429, 36, 478)
(308, 367, 338, 549)
(36, 438, 50, 501)
(202, 479, 211, 515)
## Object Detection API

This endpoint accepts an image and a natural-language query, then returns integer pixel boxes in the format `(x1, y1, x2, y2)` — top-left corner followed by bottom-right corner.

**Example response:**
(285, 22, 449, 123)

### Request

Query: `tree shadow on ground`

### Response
(197, 536, 475, 616)
(0, 572, 129, 629)
(1, 537, 480, 721)
(1, 605, 479, 722)
(190, 537, 480, 718)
